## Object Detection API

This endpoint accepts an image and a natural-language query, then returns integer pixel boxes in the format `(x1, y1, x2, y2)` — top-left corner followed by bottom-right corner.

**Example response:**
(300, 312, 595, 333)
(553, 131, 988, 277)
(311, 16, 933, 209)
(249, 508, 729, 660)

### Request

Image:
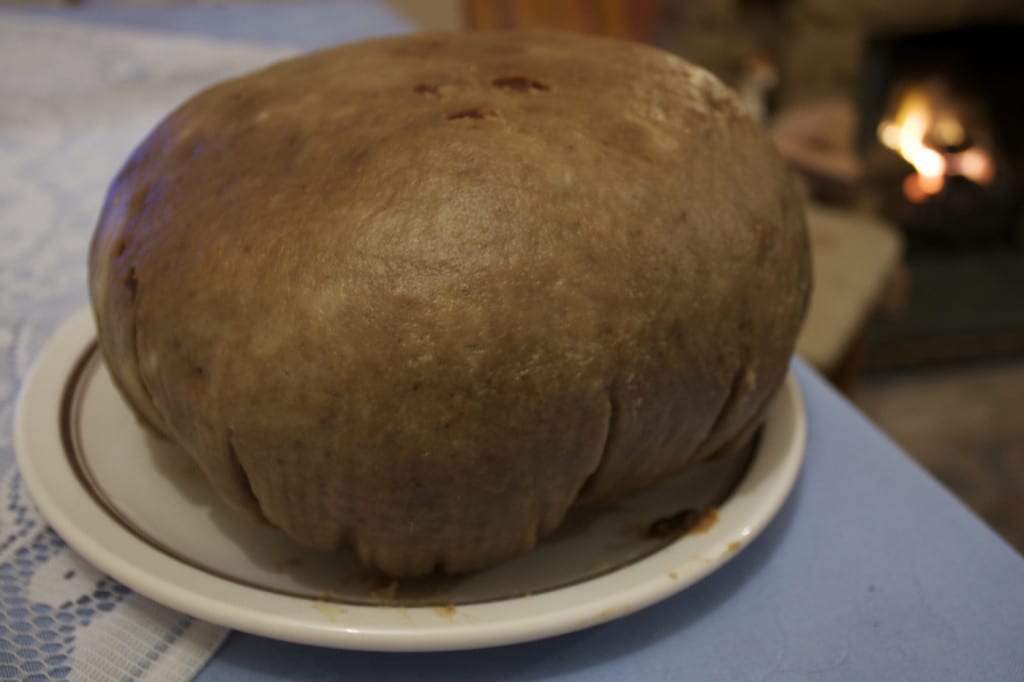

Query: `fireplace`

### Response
(855, 21, 1024, 367)
(858, 23, 1024, 251)
(657, 0, 1024, 369)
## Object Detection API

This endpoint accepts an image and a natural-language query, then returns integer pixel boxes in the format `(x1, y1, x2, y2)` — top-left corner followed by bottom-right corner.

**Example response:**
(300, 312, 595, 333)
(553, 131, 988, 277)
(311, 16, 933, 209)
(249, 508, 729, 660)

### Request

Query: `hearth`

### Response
(858, 23, 1024, 252)
(657, 2, 1024, 369)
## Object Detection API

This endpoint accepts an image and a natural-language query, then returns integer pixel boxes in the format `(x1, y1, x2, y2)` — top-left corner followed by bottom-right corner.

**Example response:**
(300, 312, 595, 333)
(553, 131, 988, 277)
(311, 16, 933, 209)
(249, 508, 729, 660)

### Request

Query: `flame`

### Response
(932, 114, 964, 148)
(952, 147, 995, 185)
(877, 86, 994, 203)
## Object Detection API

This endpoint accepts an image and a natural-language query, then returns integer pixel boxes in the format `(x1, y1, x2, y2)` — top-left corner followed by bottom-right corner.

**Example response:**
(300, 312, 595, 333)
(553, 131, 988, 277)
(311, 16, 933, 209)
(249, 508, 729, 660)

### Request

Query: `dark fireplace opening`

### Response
(858, 23, 1024, 252)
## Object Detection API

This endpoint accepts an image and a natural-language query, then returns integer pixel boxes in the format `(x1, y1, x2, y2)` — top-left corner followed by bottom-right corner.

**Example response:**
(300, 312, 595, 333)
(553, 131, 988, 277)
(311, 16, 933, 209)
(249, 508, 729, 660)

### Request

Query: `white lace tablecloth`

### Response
(0, 14, 295, 680)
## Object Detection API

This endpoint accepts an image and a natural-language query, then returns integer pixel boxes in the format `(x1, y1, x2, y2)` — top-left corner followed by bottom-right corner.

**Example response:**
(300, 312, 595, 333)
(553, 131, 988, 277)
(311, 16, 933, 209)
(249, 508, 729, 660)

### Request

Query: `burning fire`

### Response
(877, 85, 995, 203)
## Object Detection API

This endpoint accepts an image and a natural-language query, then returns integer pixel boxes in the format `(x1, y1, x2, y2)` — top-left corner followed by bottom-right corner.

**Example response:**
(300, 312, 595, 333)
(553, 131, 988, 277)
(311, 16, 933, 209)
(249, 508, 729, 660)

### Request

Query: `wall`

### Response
(656, 0, 1024, 107)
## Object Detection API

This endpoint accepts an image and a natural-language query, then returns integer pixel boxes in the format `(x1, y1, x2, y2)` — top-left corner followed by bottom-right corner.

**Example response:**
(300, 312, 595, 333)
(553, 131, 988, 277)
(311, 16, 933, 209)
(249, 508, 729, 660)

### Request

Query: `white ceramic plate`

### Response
(15, 308, 805, 651)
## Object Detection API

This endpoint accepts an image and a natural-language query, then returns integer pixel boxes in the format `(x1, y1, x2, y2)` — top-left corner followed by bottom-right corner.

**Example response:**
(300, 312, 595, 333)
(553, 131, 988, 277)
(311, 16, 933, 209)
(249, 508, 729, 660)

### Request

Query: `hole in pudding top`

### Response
(446, 108, 500, 121)
(492, 75, 550, 93)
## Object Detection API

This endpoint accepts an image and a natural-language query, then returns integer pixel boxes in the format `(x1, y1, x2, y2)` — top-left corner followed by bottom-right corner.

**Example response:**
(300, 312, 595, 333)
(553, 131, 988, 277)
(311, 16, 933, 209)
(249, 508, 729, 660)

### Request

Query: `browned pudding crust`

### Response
(88, 30, 811, 577)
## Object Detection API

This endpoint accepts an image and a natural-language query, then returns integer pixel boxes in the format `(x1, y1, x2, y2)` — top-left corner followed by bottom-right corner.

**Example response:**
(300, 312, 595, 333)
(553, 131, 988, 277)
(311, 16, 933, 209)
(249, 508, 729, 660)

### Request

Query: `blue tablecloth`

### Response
(2, 3, 1022, 680)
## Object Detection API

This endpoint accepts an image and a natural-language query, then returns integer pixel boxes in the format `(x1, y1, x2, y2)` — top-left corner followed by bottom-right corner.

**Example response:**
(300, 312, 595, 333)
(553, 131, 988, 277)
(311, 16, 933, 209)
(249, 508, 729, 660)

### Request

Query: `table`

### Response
(2, 4, 1022, 680)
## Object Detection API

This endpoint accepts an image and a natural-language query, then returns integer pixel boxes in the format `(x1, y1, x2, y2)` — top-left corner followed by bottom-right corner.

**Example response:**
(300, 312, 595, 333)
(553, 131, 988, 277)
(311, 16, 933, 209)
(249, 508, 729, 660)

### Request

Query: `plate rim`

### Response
(15, 308, 806, 651)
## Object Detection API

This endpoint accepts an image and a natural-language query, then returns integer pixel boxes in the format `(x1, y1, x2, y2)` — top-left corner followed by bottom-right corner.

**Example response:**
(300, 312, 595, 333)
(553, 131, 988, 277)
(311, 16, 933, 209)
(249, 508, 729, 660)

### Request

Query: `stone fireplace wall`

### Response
(656, 0, 1024, 108)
